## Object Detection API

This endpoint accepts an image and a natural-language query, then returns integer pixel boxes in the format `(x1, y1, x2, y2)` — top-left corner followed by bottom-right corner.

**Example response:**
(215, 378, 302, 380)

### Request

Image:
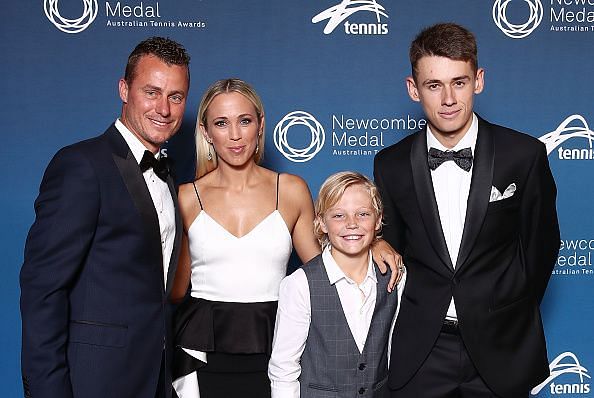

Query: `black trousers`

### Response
(390, 331, 528, 398)
(197, 352, 270, 398)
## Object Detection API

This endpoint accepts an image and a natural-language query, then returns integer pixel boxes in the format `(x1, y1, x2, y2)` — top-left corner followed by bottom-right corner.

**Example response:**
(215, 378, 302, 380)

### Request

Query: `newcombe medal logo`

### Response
(274, 111, 325, 163)
(44, 0, 98, 33)
(492, 0, 543, 38)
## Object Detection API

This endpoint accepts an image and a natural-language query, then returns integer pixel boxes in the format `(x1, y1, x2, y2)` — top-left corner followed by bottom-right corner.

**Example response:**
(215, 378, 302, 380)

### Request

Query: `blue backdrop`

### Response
(2, 1, 593, 396)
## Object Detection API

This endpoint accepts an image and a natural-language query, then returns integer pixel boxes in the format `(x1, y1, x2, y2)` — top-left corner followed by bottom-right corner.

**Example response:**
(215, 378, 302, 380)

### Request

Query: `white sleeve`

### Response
(268, 269, 311, 398)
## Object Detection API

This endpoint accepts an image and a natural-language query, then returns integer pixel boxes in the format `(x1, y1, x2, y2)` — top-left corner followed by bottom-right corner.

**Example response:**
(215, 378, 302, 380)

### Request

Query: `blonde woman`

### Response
(171, 79, 402, 398)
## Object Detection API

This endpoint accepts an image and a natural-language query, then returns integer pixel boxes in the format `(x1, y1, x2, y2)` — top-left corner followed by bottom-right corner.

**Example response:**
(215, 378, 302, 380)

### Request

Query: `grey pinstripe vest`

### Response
(300, 254, 398, 398)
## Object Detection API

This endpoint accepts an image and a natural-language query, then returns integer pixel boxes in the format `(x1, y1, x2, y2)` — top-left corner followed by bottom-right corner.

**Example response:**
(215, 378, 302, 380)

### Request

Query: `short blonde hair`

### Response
(195, 78, 265, 179)
(313, 171, 383, 248)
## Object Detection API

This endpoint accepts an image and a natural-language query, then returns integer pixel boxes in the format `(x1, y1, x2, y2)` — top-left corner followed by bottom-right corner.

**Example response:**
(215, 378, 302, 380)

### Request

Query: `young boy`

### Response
(268, 171, 405, 398)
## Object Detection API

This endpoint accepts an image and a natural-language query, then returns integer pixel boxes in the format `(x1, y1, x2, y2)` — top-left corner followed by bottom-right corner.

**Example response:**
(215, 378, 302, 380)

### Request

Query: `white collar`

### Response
(426, 113, 478, 153)
(321, 246, 376, 285)
(115, 118, 159, 164)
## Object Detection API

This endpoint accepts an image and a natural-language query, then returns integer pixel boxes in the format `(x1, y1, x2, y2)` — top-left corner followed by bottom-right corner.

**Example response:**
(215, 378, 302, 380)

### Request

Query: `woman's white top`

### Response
(187, 209, 292, 303)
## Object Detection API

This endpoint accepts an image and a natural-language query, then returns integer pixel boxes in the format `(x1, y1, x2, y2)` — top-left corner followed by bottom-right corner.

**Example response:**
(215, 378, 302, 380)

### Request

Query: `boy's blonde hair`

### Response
(314, 171, 383, 248)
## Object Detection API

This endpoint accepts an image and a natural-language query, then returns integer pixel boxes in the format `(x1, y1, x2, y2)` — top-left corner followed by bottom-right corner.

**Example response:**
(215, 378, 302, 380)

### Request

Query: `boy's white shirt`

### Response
(268, 246, 407, 398)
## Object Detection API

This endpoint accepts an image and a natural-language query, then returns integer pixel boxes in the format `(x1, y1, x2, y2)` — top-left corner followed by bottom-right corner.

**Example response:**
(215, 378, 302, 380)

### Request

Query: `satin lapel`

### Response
(454, 118, 494, 272)
(410, 131, 453, 271)
(165, 175, 181, 295)
(108, 127, 164, 279)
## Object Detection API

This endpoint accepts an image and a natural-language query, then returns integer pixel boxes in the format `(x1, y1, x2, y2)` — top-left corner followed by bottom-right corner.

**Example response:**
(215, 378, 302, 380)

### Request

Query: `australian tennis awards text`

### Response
(331, 114, 425, 148)
(105, 1, 206, 28)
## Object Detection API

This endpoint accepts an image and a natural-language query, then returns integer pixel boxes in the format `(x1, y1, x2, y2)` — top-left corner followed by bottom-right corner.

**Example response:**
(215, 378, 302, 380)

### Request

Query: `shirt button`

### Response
(358, 387, 366, 394)
(358, 363, 366, 370)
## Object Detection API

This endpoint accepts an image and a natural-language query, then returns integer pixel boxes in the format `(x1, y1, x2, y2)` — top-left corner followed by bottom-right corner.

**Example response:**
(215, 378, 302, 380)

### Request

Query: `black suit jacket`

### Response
(20, 125, 182, 398)
(374, 116, 559, 397)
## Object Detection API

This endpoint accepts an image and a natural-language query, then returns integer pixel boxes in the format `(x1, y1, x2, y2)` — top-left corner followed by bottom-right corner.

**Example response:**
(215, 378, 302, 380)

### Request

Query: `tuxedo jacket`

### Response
(374, 116, 559, 397)
(20, 125, 182, 398)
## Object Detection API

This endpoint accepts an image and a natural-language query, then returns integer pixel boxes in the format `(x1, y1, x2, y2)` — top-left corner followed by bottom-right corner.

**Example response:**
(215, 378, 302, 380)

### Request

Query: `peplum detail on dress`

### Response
(173, 298, 277, 378)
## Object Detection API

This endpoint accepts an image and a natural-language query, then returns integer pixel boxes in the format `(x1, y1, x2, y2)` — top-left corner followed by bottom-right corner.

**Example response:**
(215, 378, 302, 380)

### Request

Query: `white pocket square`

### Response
(490, 183, 516, 202)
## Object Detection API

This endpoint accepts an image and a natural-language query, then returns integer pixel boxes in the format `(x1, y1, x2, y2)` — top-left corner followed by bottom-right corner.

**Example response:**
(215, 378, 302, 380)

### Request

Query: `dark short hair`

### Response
(410, 23, 478, 81)
(124, 36, 190, 83)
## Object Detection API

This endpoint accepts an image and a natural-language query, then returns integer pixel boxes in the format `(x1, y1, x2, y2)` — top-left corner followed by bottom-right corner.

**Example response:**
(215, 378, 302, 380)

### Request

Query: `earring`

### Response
(206, 138, 213, 161)
(255, 131, 262, 155)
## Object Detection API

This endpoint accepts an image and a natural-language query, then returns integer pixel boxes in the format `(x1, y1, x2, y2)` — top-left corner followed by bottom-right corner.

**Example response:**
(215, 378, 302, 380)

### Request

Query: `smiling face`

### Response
(118, 54, 189, 153)
(407, 55, 484, 148)
(320, 184, 382, 261)
(199, 91, 263, 169)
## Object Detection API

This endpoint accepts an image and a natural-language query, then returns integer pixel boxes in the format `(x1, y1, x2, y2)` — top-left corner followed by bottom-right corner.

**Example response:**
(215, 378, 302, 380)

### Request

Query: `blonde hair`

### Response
(313, 171, 383, 248)
(195, 78, 266, 179)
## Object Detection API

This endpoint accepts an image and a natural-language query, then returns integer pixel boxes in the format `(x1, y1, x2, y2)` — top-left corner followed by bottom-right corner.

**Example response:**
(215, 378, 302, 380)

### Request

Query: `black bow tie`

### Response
(428, 147, 473, 172)
(139, 150, 169, 181)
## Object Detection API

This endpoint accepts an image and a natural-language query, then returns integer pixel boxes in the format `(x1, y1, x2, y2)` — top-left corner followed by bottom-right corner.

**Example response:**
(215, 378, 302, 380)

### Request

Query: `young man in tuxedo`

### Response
(20, 37, 190, 398)
(374, 23, 560, 397)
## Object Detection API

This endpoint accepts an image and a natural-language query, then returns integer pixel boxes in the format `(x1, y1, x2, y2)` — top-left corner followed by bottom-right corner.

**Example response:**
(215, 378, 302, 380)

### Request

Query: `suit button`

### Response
(359, 363, 366, 370)
(359, 387, 366, 394)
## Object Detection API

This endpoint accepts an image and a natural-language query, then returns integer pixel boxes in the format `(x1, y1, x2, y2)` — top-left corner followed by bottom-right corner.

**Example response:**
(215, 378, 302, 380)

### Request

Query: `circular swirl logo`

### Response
(274, 111, 325, 163)
(492, 0, 543, 39)
(44, 0, 99, 34)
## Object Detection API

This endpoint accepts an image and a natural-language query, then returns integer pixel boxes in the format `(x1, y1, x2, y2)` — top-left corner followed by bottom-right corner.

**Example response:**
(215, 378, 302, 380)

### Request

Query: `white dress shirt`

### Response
(268, 247, 406, 398)
(115, 119, 175, 287)
(427, 113, 478, 320)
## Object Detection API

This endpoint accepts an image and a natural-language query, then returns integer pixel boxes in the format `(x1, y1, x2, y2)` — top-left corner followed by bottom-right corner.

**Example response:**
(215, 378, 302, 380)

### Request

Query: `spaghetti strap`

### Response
(275, 173, 280, 210)
(192, 181, 204, 210)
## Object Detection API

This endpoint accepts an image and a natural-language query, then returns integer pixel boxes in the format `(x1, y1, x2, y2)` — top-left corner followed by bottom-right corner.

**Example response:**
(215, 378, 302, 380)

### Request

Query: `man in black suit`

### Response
(20, 37, 190, 398)
(374, 23, 559, 397)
